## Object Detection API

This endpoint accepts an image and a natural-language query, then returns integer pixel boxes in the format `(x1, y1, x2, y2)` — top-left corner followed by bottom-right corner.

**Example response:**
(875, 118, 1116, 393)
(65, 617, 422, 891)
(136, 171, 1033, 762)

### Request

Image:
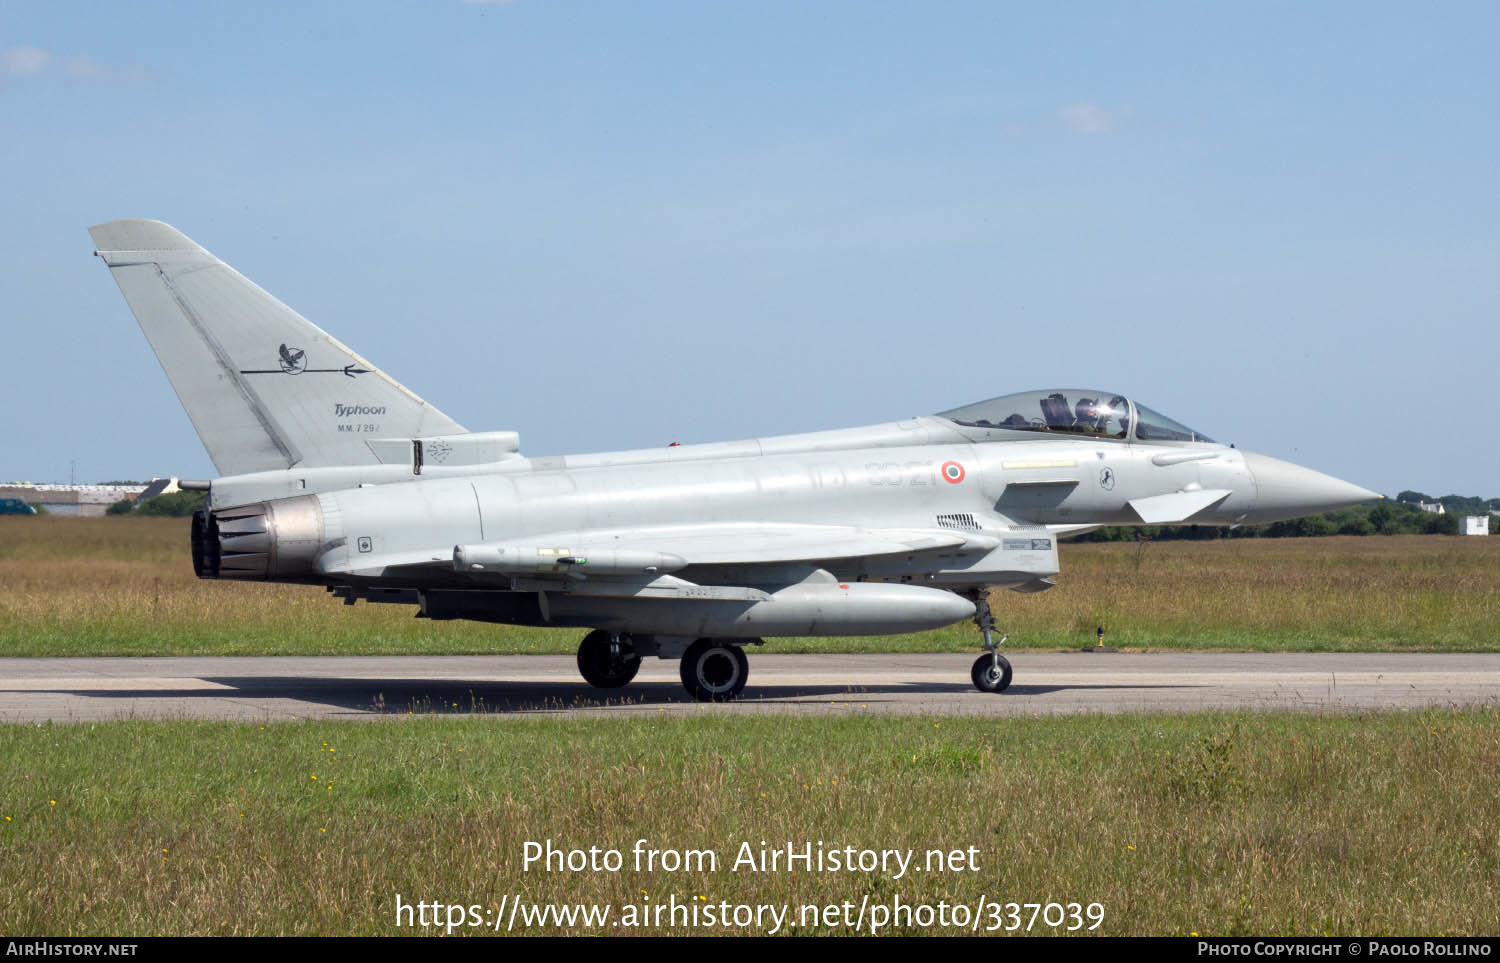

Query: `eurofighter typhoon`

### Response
(89, 220, 1379, 700)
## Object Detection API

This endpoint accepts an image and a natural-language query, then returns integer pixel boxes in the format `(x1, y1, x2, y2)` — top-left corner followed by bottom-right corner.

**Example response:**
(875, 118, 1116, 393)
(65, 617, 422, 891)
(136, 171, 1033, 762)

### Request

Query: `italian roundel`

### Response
(941, 461, 966, 484)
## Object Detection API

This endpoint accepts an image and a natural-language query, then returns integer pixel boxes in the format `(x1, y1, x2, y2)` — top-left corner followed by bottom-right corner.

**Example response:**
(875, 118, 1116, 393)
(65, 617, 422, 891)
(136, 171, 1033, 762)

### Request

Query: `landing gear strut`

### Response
(969, 592, 1012, 693)
(577, 630, 641, 688)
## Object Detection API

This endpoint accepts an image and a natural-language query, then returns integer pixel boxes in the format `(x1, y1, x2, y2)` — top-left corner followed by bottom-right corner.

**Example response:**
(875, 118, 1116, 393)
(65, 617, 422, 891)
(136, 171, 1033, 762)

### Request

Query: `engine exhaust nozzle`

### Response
(192, 495, 325, 581)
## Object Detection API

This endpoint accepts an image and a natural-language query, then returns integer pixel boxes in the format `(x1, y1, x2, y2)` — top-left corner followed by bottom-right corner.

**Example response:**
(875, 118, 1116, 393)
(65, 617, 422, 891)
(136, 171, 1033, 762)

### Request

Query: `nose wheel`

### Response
(969, 591, 1013, 693)
(971, 653, 1012, 692)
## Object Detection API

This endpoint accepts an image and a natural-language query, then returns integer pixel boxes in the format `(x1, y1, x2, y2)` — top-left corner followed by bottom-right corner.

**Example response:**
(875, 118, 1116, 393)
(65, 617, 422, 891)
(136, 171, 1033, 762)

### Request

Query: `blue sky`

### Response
(3, 2, 1496, 496)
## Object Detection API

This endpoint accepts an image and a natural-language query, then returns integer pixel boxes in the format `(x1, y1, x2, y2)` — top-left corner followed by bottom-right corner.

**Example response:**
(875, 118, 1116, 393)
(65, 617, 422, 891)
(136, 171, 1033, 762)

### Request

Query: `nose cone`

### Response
(1242, 452, 1380, 522)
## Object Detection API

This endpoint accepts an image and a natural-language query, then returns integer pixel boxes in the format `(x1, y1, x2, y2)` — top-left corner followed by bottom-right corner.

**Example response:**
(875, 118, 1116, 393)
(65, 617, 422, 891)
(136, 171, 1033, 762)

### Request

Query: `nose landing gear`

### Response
(969, 592, 1012, 693)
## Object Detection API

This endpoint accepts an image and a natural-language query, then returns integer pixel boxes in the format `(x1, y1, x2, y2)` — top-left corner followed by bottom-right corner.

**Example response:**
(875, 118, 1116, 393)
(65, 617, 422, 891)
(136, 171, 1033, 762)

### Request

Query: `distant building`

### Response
(0, 483, 149, 517)
(1461, 516, 1490, 536)
(1417, 501, 1446, 514)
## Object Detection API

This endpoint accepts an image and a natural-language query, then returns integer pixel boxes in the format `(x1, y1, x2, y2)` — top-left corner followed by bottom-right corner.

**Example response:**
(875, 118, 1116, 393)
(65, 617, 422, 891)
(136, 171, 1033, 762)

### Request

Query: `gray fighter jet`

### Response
(89, 219, 1379, 700)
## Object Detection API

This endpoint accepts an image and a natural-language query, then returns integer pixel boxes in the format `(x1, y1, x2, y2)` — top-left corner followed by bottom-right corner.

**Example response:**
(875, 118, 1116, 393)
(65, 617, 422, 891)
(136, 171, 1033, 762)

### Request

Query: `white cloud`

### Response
(61, 54, 152, 84)
(1059, 102, 1128, 134)
(2, 45, 50, 76)
(65, 55, 106, 79)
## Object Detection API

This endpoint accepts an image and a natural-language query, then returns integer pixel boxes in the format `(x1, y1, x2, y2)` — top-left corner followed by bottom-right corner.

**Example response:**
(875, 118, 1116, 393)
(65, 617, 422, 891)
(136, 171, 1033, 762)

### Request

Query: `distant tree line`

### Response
(1395, 491, 1500, 516)
(1074, 493, 1493, 542)
(107, 491, 206, 517)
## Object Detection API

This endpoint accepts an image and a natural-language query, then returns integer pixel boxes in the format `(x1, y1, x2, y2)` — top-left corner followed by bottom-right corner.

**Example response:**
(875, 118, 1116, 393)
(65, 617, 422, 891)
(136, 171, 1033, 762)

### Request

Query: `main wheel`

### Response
(971, 653, 1012, 693)
(577, 630, 640, 688)
(679, 639, 749, 702)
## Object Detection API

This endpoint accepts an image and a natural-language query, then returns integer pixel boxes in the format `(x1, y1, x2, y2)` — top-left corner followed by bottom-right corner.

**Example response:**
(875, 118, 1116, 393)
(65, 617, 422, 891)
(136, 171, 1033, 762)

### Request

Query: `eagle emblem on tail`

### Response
(277, 343, 307, 374)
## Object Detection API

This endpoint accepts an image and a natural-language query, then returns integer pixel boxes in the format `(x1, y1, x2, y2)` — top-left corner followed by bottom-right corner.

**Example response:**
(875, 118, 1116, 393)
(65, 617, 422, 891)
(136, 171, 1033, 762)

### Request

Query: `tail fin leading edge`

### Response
(89, 219, 465, 477)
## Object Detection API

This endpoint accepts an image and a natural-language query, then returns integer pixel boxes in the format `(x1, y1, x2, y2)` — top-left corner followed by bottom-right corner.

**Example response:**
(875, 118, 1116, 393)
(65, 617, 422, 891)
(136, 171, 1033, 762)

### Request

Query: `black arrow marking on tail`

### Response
(239, 366, 370, 377)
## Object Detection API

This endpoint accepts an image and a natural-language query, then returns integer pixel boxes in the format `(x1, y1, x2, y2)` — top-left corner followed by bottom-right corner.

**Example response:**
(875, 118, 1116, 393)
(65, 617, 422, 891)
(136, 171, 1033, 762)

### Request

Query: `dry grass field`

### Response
(1, 517, 1495, 655)
(0, 710, 1496, 935)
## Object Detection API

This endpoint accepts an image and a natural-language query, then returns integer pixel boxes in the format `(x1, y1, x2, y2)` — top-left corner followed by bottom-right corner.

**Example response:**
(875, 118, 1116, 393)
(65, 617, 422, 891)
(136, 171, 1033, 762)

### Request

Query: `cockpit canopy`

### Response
(937, 389, 1215, 444)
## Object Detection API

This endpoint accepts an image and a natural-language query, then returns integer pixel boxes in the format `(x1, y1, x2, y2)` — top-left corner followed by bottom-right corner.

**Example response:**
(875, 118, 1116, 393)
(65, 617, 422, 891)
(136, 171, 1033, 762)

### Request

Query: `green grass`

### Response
(5, 519, 1493, 936)
(0, 711, 1496, 935)
(2, 517, 1497, 655)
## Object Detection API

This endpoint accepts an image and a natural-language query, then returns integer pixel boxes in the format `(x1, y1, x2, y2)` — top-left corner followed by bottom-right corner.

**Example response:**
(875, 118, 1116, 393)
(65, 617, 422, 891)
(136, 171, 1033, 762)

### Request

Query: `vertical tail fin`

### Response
(88, 219, 465, 477)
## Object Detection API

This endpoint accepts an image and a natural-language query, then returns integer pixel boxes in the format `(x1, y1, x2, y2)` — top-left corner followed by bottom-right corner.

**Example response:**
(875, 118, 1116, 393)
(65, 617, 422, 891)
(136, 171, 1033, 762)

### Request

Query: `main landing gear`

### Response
(969, 593, 1012, 694)
(575, 632, 756, 702)
(679, 638, 750, 702)
(576, 630, 640, 688)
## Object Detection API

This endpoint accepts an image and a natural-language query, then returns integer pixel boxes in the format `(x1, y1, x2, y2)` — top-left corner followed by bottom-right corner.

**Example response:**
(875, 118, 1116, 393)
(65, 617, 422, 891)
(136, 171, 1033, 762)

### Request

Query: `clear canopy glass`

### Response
(1132, 402, 1215, 443)
(937, 389, 1214, 443)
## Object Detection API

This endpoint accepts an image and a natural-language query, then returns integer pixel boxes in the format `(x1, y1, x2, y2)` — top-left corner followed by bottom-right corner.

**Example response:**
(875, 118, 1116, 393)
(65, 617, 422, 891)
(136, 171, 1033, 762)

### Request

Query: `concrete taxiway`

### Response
(0, 653, 1496, 722)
